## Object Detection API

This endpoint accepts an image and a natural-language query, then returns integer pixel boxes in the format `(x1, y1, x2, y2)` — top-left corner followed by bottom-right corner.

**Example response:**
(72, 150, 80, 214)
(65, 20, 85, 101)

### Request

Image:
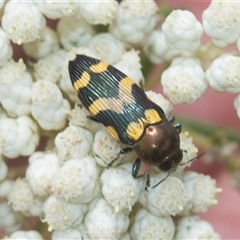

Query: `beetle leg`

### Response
(168, 116, 175, 123)
(132, 158, 150, 191)
(107, 147, 133, 168)
(87, 115, 100, 122)
(173, 122, 181, 133)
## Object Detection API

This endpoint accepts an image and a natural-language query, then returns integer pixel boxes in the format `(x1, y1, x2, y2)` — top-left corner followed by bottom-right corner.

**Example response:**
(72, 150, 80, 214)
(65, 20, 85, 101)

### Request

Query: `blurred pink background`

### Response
(156, 1, 240, 239)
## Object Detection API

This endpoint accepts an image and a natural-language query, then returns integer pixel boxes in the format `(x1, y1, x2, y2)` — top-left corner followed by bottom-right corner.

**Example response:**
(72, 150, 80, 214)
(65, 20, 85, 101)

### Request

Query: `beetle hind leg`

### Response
(107, 147, 133, 168)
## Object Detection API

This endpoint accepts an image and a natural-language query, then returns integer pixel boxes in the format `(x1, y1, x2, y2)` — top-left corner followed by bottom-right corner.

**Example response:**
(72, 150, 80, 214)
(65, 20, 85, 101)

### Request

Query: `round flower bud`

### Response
(0, 179, 14, 199)
(54, 126, 93, 161)
(35, 0, 77, 19)
(0, 202, 23, 234)
(88, 33, 125, 64)
(31, 80, 71, 131)
(0, 116, 39, 158)
(202, 1, 240, 47)
(139, 173, 188, 216)
(84, 198, 129, 240)
(78, 0, 118, 25)
(26, 151, 61, 196)
(206, 54, 240, 93)
(162, 10, 203, 51)
(101, 163, 144, 212)
(2, 0, 46, 44)
(174, 215, 221, 239)
(42, 195, 87, 231)
(57, 16, 96, 51)
(0, 59, 33, 117)
(23, 27, 59, 59)
(109, 0, 158, 47)
(52, 157, 100, 203)
(6, 230, 43, 240)
(8, 178, 44, 216)
(34, 49, 67, 84)
(130, 209, 175, 240)
(143, 29, 182, 64)
(180, 172, 219, 215)
(161, 57, 208, 103)
(52, 226, 90, 240)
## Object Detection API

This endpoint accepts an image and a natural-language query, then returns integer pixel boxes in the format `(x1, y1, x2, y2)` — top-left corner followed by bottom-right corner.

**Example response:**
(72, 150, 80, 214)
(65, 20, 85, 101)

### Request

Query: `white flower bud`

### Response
(0, 179, 13, 199)
(114, 49, 144, 86)
(55, 126, 93, 161)
(85, 198, 129, 240)
(162, 10, 203, 51)
(146, 91, 173, 117)
(57, 16, 96, 51)
(130, 209, 175, 240)
(139, 173, 188, 216)
(31, 80, 71, 131)
(202, 1, 240, 47)
(234, 94, 240, 119)
(92, 128, 132, 168)
(26, 151, 61, 196)
(52, 225, 90, 240)
(180, 172, 219, 215)
(174, 215, 221, 239)
(161, 57, 208, 103)
(109, 0, 157, 47)
(34, 0, 77, 19)
(78, 0, 118, 25)
(23, 27, 59, 59)
(0, 202, 23, 234)
(42, 195, 87, 231)
(8, 178, 44, 216)
(87, 33, 125, 64)
(0, 116, 39, 158)
(206, 54, 240, 93)
(143, 29, 182, 64)
(2, 0, 46, 45)
(179, 131, 198, 169)
(0, 59, 33, 117)
(101, 163, 144, 212)
(0, 159, 8, 182)
(7, 230, 43, 240)
(34, 49, 67, 84)
(68, 103, 102, 135)
(0, 27, 12, 66)
(52, 157, 100, 203)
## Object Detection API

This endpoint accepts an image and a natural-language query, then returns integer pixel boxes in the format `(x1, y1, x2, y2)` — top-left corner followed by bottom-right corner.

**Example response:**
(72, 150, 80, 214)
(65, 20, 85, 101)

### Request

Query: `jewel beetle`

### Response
(68, 54, 185, 190)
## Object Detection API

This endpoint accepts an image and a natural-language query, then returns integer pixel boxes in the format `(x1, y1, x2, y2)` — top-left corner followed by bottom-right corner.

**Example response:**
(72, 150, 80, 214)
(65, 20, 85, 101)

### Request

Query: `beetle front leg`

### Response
(107, 147, 133, 168)
(132, 158, 150, 191)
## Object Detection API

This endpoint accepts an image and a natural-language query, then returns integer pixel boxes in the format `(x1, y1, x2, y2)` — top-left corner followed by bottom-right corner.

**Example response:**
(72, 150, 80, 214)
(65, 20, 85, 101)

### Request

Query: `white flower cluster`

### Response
(0, 0, 234, 239)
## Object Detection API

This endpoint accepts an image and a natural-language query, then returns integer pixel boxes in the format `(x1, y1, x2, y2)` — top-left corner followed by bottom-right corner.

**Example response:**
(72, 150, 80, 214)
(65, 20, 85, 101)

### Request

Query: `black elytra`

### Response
(68, 54, 197, 191)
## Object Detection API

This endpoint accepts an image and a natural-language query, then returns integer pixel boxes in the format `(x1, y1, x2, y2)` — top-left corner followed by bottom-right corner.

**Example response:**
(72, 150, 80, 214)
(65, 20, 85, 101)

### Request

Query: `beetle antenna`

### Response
(151, 168, 175, 189)
(151, 152, 204, 189)
(179, 152, 204, 166)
